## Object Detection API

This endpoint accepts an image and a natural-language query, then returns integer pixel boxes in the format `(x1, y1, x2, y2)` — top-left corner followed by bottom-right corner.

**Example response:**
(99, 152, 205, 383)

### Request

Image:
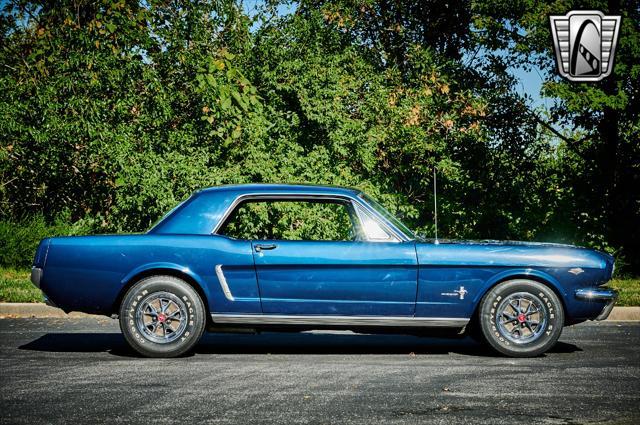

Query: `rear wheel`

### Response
(119, 275, 206, 358)
(479, 279, 564, 357)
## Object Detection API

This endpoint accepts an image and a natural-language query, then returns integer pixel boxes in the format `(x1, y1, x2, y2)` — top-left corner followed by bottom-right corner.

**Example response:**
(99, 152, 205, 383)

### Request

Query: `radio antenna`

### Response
(433, 166, 439, 244)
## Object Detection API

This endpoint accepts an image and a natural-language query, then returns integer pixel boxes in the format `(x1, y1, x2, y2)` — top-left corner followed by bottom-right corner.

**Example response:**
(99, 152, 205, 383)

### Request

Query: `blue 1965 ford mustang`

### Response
(31, 184, 617, 358)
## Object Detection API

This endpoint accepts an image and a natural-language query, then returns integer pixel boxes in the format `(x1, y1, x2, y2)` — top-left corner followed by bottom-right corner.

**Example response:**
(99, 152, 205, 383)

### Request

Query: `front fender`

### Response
(416, 266, 574, 319)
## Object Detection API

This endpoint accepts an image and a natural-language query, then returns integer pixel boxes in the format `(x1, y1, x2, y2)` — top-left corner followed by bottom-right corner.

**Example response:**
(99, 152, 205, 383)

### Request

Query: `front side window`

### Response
(219, 199, 356, 241)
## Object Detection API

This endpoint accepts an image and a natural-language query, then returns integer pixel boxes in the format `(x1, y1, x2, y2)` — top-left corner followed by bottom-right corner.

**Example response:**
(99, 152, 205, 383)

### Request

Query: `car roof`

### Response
(150, 183, 413, 240)
(196, 183, 361, 197)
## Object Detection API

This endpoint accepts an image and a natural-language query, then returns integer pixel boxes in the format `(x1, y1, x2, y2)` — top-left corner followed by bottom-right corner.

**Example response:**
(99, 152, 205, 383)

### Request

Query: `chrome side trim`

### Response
(575, 287, 618, 301)
(215, 265, 234, 301)
(210, 314, 469, 328)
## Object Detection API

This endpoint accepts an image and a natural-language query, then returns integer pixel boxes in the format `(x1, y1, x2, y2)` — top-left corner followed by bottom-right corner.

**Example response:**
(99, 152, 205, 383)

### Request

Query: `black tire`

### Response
(119, 275, 206, 358)
(478, 279, 564, 357)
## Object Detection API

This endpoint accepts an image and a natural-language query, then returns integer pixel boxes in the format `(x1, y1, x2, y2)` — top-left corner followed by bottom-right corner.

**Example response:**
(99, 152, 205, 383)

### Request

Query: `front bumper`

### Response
(575, 287, 618, 321)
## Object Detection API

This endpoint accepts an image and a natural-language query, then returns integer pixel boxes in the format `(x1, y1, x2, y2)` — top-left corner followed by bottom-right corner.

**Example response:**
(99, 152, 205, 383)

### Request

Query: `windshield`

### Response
(358, 193, 415, 240)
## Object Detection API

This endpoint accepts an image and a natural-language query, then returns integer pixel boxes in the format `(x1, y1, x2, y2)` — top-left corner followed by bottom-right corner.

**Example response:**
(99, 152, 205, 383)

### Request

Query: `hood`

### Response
(415, 238, 614, 274)
(426, 239, 581, 249)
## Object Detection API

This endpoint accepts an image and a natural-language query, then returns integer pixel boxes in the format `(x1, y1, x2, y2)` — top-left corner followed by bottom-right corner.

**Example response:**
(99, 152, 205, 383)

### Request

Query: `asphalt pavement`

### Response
(0, 318, 638, 424)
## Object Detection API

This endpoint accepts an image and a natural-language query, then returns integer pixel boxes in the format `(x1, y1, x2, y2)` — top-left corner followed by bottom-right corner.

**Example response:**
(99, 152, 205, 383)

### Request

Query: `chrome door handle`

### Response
(255, 243, 277, 252)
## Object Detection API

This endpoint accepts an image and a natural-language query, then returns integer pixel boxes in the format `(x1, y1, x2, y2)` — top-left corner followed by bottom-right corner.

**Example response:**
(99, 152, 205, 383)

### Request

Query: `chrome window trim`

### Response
(212, 192, 410, 242)
(211, 313, 468, 328)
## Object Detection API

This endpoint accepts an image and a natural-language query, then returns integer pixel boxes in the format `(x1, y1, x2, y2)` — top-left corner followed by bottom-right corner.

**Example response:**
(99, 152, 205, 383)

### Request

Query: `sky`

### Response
(512, 65, 550, 110)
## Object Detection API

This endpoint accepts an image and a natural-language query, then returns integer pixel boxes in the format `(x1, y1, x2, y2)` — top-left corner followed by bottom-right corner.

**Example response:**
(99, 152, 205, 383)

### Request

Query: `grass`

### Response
(608, 278, 640, 307)
(0, 268, 43, 303)
(0, 266, 638, 306)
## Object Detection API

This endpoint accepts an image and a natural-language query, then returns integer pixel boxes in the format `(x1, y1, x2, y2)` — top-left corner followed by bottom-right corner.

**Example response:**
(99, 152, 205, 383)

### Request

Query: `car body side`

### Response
(32, 184, 615, 326)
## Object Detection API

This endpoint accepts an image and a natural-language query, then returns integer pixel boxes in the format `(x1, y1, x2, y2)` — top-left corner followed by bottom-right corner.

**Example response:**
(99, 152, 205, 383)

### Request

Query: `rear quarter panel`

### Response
(41, 235, 259, 315)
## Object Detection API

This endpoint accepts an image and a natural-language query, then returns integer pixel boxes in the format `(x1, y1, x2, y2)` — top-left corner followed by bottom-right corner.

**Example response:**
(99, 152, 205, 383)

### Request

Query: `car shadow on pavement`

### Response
(19, 333, 137, 356)
(18, 331, 582, 358)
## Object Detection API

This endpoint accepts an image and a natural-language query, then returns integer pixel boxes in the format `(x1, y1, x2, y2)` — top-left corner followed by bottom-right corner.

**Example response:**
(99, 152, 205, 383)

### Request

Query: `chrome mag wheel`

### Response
(495, 292, 548, 344)
(134, 292, 188, 344)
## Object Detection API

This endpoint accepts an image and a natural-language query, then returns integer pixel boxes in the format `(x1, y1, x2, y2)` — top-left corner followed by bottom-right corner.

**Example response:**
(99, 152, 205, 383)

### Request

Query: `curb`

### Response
(606, 306, 640, 321)
(1, 303, 639, 321)
(0, 303, 99, 318)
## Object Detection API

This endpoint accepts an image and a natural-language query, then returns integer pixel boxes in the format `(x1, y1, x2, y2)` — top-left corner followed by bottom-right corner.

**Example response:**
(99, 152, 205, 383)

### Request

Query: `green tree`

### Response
(472, 0, 640, 269)
(0, 0, 263, 230)
(0, 0, 637, 273)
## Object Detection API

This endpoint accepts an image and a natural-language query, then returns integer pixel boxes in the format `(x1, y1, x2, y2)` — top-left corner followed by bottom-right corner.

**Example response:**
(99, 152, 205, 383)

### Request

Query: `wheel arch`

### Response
(469, 269, 569, 328)
(113, 264, 212, 320)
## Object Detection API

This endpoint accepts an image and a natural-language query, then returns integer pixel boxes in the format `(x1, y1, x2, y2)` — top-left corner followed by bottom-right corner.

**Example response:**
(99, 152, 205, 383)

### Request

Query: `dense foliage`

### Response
(0, 1, 638, 273)
(222, 200, 354, 241)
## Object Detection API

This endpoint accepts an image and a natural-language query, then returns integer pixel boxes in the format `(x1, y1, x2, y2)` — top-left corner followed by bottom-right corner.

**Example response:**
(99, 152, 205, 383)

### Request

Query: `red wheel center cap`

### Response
(157, 314, 166, 323)
(517, 313, 526, 323)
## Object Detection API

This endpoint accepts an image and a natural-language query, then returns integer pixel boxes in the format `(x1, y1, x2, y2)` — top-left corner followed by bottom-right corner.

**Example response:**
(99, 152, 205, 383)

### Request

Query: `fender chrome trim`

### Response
(575, 287, 618, 301)
(215, 265, 234, 301)
(210, 314, 468, 328)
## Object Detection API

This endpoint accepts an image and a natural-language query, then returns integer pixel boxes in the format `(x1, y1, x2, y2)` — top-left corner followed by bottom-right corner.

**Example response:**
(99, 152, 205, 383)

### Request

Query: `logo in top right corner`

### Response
(549, 10, 621, 82)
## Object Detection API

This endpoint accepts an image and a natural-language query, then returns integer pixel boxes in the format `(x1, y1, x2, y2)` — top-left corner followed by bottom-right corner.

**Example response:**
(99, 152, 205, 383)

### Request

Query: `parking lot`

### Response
(0, 318, 638, 424)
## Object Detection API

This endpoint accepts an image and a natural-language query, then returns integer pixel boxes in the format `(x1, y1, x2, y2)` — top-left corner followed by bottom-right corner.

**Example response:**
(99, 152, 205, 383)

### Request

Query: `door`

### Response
(252, 239, 417, 315)
(219, 197, 418, 316)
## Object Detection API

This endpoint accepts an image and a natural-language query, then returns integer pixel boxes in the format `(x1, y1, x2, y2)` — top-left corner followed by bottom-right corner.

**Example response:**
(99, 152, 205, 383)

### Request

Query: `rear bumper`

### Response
(30, 267, 59, 308)
(575, 287, 618, 321)
(30, 267, 43, 288)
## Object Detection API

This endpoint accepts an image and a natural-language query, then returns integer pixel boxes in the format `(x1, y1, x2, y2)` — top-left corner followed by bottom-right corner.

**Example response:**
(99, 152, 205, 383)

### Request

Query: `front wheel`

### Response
(478, 279, 564, 357)
(119, 275, 206, 358)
